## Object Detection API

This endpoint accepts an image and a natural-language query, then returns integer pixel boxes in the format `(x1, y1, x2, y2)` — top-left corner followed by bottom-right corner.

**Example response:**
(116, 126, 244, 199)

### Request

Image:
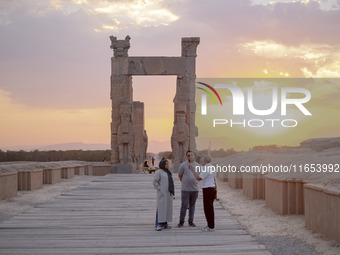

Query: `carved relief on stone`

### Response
(117, 103, 134, 163)
(132, 101, 148, 167)
(171, 110, 189, 164)
(111, 75, 133, 104)
(143, 130, 148, 159)
(174, 74, 191, 104)
(111, 133, 119, 164)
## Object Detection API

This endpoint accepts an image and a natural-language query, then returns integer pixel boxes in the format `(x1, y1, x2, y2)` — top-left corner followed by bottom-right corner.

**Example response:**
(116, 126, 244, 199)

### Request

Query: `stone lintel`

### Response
(128, 57, 185, 75)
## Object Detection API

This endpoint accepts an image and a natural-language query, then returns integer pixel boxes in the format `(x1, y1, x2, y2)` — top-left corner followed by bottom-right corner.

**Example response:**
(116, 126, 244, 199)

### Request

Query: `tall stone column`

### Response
(110, 36, 135, 173)
(182, 38, 200, 153)
(132, 101, 147, 172)
(171, 37, 200, 172)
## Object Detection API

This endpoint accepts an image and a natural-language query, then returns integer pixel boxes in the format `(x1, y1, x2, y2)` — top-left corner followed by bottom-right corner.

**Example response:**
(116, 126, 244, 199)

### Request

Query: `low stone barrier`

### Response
(0, 161, 95, 200)
(242, 173, 265, 199)
(0, 172, 18, 199)
(265, 176, 304, 215)
(228, 171, 243, 189)
(84, 165, 93, 175)
(92, 163, 112, 176)
(304, 182, 340, 243)
(17, 169, 44, 191)
(43, 168, 61, 184)
(74, 166, 85, 175)
(216, 171, 228, 182)
(61, 167, 75, 179)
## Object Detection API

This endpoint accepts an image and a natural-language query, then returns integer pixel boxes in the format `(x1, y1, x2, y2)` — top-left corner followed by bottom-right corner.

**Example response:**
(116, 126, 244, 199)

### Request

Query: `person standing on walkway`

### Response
(152, 156, 155, 166)
(153, 159, 175, 231)
(189, 155, 216, 232)
(177, 150, 200, 228)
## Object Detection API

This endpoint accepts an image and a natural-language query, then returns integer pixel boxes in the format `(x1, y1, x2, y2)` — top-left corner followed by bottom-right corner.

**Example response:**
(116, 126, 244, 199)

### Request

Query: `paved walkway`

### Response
(0, 174, 270, 254)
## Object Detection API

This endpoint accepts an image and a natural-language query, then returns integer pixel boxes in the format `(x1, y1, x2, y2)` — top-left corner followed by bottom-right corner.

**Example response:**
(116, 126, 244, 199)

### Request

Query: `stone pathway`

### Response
(0, 174, 270, 254)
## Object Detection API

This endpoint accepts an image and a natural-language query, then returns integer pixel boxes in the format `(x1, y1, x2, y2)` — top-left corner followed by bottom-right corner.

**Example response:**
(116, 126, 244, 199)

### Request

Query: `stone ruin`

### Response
(109, 35, 200, 173)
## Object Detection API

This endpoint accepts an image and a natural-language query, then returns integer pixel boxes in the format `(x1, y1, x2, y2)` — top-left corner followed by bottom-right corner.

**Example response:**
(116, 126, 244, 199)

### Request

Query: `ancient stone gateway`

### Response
(109, 36, 200, 173)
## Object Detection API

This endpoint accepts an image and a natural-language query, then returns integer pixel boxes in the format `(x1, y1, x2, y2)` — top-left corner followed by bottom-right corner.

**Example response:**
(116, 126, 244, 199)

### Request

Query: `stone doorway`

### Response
(109, 36, 200, 173)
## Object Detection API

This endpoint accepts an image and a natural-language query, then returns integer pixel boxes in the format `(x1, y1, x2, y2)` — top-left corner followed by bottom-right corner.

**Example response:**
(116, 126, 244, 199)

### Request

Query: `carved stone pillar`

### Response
(132, 101, 147, 172)
(171, 38, 200, 172)
(110, 36, 135, 172)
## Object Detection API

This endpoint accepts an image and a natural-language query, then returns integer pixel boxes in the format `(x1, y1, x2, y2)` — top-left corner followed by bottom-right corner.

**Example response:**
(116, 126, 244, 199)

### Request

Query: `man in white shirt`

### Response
(189, 155, 216, 232)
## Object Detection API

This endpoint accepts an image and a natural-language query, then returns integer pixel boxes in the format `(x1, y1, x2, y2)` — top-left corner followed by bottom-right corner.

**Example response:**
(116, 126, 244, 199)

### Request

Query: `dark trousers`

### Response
(203, 187, 215, 229)
(179, 191, 198, 223)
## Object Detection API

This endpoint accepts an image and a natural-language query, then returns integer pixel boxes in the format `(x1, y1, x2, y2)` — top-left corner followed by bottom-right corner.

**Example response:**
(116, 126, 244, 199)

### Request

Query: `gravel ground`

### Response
(217, 179, 340, 255)
(258, 236, 315, 255)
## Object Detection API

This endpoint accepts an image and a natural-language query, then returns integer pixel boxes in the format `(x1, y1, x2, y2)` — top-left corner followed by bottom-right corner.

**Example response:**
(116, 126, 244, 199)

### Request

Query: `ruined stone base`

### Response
(217, 171, 228, 182)
(304, 183, 340, 243)
(265, 177, 304, 215)
(133, 164, 140, 174)
(111, 164, 117, 174)
(85, 165, 93, 175)
(92, 163, 112, 176)
(117, 163, 134, 174)
(228, 171, 243, 189)
(0, 172, 17, 200)
(242, 173, 265, 200)
(43, 168, 61, 184)
(75, 166, 85, 175)
(18, 170, 43, 191)
(61, 167, 75, 179)
(172, 162, 181, 173)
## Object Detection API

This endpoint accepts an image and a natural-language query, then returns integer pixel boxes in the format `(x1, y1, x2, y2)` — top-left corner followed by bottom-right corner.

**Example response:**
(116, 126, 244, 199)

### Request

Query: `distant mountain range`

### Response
(1, 140, 171, 154)
(1, 142, 110, 151)
(4, 137, 338, 154)
(38, 142, 111, 151)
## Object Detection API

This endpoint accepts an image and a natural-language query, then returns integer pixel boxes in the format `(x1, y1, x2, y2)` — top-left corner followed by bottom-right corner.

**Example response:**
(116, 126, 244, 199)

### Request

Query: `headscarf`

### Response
(159, 159, 175, 196)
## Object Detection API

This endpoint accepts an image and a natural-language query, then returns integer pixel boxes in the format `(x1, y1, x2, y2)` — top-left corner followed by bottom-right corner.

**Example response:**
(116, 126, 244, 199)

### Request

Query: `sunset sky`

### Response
(1, 0, 340, 152)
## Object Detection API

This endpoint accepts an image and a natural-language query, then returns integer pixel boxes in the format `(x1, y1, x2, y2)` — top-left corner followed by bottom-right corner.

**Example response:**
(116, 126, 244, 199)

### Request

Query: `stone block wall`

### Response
(304, 183, 340, 243)
(216, 171, 228, 182)
(242, 173, 265, 200)
(0, 172, 17, 199)
(213, 145, 340, 244)
(265, 177, 304, 215)
(17, 170, 43, 191)
(227, 171, 243, 189)
(84, 165, 93, 175)
(75, 166, 85, 175)
(61, 167, 75, 179)
(29, 170, 44, 191)
(0, 162, 95, 201)
(43, 168, 61, 184)
(92, 163, 112, 176)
